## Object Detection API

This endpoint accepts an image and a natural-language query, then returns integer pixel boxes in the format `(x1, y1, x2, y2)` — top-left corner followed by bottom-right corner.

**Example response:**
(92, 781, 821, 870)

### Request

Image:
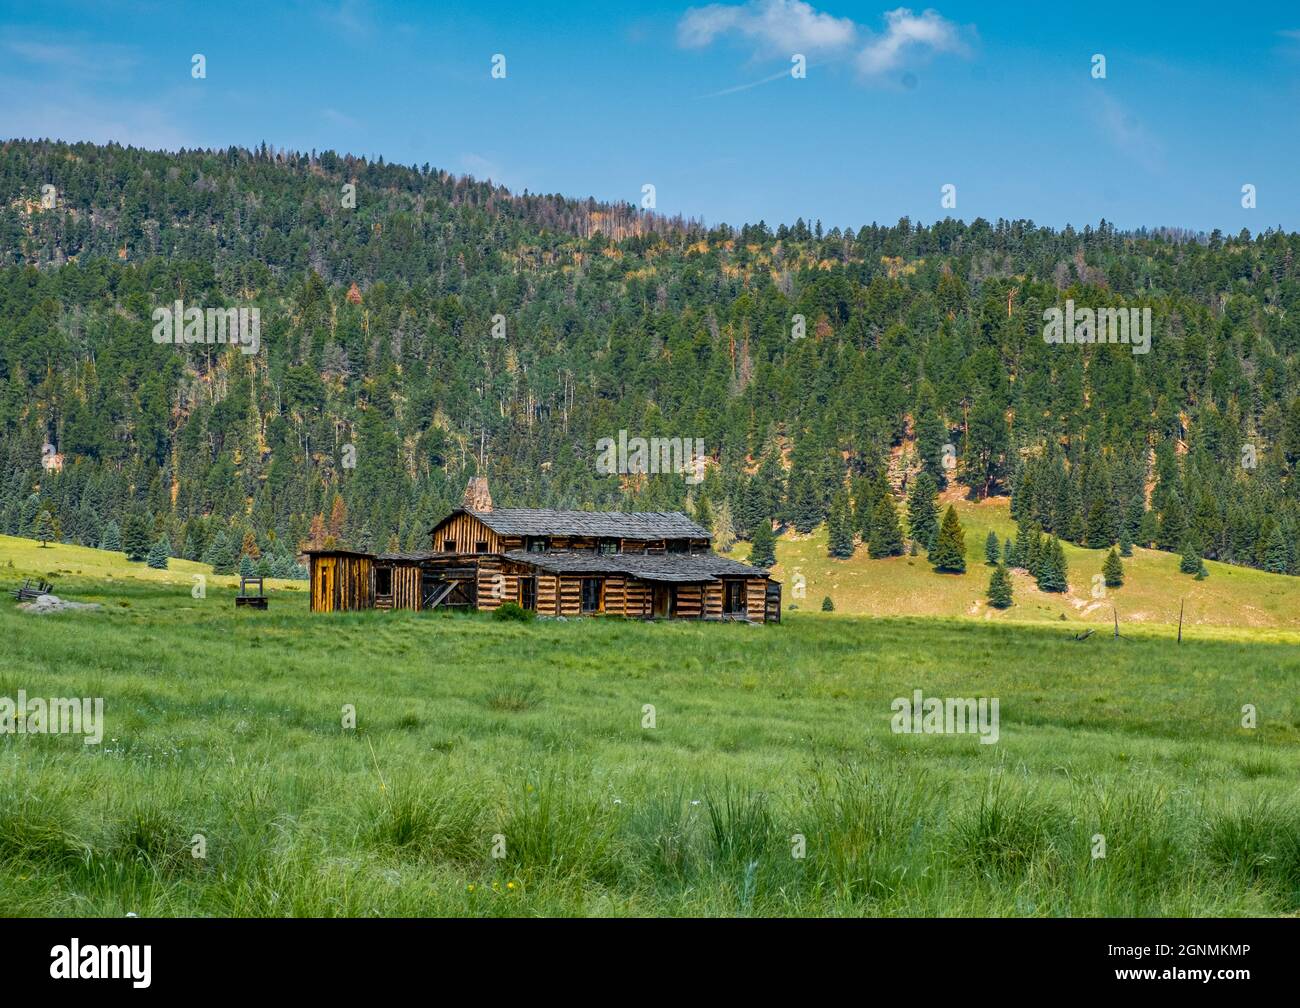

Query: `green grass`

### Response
(2, 546, 1298, 917)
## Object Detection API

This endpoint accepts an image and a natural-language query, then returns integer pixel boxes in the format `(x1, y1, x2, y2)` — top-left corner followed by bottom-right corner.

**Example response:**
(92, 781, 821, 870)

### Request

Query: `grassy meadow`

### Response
(3, 531, 1299, 917)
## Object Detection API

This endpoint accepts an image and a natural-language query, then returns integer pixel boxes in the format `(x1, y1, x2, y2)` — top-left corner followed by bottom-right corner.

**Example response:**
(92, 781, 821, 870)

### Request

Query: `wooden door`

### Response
(316, 557, 336, 612)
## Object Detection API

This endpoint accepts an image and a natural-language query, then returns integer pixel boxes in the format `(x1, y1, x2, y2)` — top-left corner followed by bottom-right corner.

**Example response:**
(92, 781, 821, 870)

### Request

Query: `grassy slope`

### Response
(1, 547, 1298, 917)
(729, 496, 1300, 632)
(0, 535, 306, 595)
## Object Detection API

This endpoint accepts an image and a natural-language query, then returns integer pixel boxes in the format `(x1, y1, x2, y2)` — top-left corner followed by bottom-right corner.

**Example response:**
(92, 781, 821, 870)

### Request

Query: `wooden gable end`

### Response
(430, 511, 500, 553)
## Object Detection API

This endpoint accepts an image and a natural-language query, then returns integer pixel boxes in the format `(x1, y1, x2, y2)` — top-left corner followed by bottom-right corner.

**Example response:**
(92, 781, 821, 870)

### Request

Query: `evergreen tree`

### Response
(146, 540, 170, 569)
(694, 494, 714, 534)
(984, 530, 1000, 565)
(867, 495, 903, 558)
(1179, 541, 1202, 574)
(1083, 499, 1111, 549)
(33, 508, 57, 547)
(1035, 536, 1068, 592)
(203, 530, 229, 569)
(1137, 509, 1160, 549)
(239, 554, 256, 579)
(1262, 525, 1289, 574)
(1102, 547, 1124, 587)
(1160, 497, 1188, 552)
(906, 471, 939, 551)
(788, 470, 823, 534)
(821, 595, 834, 612)
(1002, 536, 1014, 566)
(123, 514, 151, 562)
(183, 523, 205, 562)
(712, 498, 737, 553)
(930, 505, 966, 573)
(987, 564, 1013, 608)
(99, 520, 122, 552)
(749, 518, 776, 568)
(1118, 523, 1133, 557)
(827, 492, 855, 558)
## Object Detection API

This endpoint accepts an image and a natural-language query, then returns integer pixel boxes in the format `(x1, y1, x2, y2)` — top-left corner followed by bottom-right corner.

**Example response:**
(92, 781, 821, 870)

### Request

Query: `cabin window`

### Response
(581, 577, 603, 613)
(666, 539, 688, 553)
(443, 539, 456, 553)
(520, 576, 537, 611)
(724, 580, 747, 615)
(598, 538, 619, 555)
(526, 537, 549, 553)
(475, 541, 489, 553)
(375, 567, 392, 596)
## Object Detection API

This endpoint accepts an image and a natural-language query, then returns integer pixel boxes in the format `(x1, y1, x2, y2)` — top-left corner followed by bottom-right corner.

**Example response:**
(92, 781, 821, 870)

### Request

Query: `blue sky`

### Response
(2, 0, 1299, 232)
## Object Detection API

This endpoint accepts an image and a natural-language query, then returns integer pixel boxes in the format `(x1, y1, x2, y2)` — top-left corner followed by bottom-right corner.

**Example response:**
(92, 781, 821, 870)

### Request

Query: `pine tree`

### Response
(987, 564, 1013, 608)
(712, 498, 737, 553)
(1035, 536, 1068, 592)
(867, 495, 903, 558)
(821, 595, 834, 612)
(984, 530, 1000, 565)
(930, 505, 966, 573)
(1137, 509, 1159, 549)
(146, 540, 170, 569)
(827, 492, 855, 558)
(99, 520, 122, 552)
(1118, 522, 1133, 557)
(1002, 536, 1014, 566)
(749, 519, 776, 568)
(183, 523, 205, 561)
(694, 494, 714, 534)
(123, 514, 151, 562)
(1160, 497, 1188, 552)
(1083, 499, 1111, 549)
(1102, 547, 1124, 587)
(906, 471, 939, 550)
(1179, 541, 1202, 574)
(1262, 525, 1288, 574)
(239, 554, 256, 579)
(33, 508, 57, 547)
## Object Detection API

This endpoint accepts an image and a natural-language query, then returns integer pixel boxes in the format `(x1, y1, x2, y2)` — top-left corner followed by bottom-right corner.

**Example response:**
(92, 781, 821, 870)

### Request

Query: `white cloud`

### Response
(677, 0, 856, 54)
(856, 8, 966, 75)
(678, 2, 968, 78)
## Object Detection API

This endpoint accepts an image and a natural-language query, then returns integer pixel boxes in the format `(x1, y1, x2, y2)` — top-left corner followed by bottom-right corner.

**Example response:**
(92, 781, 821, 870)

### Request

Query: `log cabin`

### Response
(307, 479, 780, 621)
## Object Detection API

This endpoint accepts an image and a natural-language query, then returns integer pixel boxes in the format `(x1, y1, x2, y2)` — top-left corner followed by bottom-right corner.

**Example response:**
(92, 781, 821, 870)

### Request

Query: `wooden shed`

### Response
(306, 549, 374, 612)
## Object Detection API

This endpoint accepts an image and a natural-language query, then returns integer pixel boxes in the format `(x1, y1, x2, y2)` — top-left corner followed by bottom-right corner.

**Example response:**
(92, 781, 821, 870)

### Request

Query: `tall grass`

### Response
(1, 572, 1297, 916)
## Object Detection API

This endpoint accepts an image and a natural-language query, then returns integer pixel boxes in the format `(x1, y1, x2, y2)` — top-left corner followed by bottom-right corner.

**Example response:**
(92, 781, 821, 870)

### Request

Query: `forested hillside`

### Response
(3, 139, 1300, 577)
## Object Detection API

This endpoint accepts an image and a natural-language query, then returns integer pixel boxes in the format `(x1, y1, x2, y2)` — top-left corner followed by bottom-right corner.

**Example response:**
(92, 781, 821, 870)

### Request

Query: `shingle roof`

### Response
(502, 549, 771, 581)
(437, 508, 710, 540)
(375, 551, 438, 562)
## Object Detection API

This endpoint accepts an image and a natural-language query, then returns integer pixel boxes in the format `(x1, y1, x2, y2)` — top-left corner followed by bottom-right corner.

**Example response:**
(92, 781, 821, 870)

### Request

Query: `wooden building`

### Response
(306, 548, 374, 612)
(307, 481, 780, 622)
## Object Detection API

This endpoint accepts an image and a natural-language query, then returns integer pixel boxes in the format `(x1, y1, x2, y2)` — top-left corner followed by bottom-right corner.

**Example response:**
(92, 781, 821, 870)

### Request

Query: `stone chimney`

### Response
(462, 476, 493, 512)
